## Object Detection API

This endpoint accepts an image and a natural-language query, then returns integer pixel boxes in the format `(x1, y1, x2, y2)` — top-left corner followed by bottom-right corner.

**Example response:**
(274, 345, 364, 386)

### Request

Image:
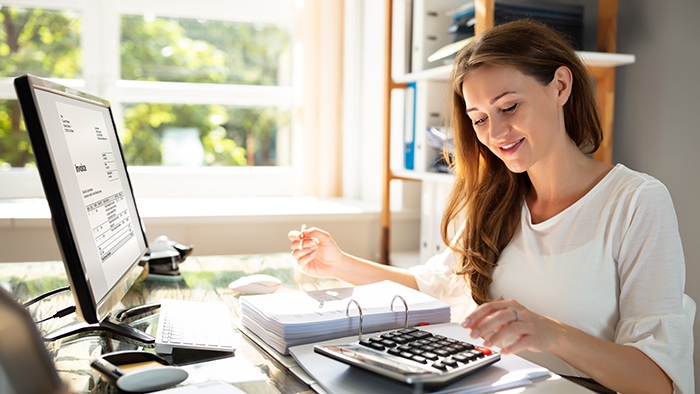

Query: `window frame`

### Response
(0, 0, 301, 199)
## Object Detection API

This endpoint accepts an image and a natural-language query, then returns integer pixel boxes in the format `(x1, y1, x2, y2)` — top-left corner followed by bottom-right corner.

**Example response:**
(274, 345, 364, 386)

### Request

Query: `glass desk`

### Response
(0, 253, 346, 394)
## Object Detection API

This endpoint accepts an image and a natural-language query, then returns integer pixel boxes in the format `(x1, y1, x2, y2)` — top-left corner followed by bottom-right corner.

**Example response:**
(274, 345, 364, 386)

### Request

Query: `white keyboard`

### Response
(155, 299, 235, 354)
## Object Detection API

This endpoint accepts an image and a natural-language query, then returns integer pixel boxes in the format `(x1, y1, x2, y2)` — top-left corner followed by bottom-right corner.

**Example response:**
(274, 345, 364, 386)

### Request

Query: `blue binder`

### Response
(404, 82, 416, 170)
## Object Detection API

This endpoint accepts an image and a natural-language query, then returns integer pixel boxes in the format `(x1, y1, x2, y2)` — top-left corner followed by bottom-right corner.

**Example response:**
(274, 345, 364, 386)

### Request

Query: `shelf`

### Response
(577, 51, 636, 68)
(393, 64, 454, 83)
(393, 51, 636, 83)
(391, 169, 455, 184)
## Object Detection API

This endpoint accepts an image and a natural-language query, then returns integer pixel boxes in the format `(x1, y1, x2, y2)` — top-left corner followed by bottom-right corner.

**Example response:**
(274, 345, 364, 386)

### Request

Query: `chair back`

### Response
(683, 293, 696, 328)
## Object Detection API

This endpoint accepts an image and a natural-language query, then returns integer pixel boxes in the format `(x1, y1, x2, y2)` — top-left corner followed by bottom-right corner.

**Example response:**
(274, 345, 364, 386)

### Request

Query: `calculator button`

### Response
(410, 331, 432, 340)
(444, 346, 459, 355)
(387, 348, 402, 356)
(464, 351, 481, 361)
(380, 339, 397, 347)
(452, 354, 469, 363)
(442, 358, 458, 367)
(411, 355, 427, 364)
(421, 352, 438, 360)
(476, 346, 492, 356)
(434, 349, 449, 357)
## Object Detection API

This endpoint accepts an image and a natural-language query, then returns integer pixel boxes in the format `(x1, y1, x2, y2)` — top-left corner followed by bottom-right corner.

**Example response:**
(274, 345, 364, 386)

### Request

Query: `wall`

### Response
(0, 201, 420, 264)
(615, 0, 700, 386)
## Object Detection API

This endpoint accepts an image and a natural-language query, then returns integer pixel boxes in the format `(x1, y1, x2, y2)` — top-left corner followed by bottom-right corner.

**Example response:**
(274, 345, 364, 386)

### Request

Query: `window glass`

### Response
(0, 7, 81, 78)
(0, 7, 81, 168)
(120, 103, 290, 167)
(120, 15, 292, 86)
(0, 99, 33, 169)
(0, 5, 295, 174)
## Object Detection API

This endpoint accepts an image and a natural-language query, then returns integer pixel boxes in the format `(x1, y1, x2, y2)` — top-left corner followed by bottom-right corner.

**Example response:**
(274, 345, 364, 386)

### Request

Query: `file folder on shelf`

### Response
(404, 82, 417, 170)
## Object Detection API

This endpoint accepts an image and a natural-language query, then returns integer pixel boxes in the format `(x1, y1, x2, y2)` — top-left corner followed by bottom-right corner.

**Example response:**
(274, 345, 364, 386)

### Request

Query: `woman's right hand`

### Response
(287, 226, 344, 278)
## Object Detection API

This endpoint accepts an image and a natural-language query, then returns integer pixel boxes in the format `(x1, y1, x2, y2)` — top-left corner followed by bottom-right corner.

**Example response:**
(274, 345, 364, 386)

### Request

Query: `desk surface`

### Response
(0, 253, 346, 394)
(0, 254, 592, 394)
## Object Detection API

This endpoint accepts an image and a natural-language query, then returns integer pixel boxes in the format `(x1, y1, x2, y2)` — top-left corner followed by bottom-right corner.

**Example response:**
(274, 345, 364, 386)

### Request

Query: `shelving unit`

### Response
(380, 0, 635, 264)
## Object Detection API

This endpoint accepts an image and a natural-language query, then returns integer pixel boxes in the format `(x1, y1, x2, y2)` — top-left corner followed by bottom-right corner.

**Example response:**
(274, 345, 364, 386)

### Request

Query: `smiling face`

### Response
(461, 64, 572, 174)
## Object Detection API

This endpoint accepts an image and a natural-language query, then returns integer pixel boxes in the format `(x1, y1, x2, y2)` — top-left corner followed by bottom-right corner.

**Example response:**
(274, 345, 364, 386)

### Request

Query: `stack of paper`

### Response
(240, 280, 451, 354)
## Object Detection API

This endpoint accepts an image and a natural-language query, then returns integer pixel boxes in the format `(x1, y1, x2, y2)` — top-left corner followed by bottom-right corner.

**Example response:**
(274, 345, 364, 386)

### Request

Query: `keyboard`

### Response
(313, 327, 500, 387)
(155, 299, 235, 354)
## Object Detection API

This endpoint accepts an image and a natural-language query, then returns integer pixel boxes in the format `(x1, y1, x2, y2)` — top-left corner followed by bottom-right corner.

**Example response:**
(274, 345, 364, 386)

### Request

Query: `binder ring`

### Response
(391, 295, 410, 328)
(345, 299, 364, 340)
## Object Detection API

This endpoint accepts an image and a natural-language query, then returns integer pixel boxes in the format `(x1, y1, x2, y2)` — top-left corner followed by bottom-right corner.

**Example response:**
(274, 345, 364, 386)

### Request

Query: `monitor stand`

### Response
(43, 303, 161, 343)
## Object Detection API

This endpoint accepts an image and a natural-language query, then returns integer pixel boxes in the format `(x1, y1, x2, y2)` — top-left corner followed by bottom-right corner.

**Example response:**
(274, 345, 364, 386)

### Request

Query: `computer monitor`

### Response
(13, 75, 152, 342)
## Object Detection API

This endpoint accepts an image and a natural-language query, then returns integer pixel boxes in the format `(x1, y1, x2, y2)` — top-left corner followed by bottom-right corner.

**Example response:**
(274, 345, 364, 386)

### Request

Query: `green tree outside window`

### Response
(0, 7, 80, 168)
(0, 7, 291, 168)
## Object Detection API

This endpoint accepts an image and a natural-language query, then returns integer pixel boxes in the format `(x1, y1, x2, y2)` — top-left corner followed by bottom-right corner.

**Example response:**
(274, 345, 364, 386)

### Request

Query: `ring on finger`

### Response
(508, 307, 519, 322)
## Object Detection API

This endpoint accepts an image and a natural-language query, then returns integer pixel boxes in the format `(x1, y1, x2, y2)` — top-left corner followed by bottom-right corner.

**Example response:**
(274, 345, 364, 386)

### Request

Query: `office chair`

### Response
(683, 294, 696, 328)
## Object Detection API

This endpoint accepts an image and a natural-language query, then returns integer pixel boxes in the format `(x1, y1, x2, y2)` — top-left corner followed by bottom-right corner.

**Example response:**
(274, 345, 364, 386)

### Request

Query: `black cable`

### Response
(22, 285, 76, 324)
(34, 305, 76, 324)
(22, 285, 70, 307)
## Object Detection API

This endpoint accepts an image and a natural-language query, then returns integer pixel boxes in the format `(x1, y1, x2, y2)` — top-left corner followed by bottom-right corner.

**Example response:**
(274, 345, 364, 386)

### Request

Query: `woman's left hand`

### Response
(461, 299, 565, 355)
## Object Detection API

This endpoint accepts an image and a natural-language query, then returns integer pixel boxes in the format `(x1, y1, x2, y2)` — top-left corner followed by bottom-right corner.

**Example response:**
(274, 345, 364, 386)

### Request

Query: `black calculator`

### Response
(314, 327, 500, 387)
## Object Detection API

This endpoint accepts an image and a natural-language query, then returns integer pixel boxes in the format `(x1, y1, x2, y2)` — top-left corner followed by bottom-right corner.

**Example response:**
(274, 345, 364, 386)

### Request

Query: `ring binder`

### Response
(391, 295, 410, 329)
(345, 299, 364, 340)
(346, 295, 413, 342)
(240, 280, 451, 354)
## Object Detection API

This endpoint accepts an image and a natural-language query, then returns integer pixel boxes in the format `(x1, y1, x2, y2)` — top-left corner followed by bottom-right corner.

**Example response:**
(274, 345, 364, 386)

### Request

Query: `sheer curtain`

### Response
(295, 0, 344, 198)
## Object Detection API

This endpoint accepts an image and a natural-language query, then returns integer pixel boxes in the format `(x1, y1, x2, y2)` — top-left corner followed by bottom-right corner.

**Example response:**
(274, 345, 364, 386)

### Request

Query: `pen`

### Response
(90, 358, 125, 382)
(298, 224, 306, 251)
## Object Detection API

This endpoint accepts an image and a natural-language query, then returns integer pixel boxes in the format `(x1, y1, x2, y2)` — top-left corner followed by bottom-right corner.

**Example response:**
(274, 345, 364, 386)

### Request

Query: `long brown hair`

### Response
(441, 20, 603, 305)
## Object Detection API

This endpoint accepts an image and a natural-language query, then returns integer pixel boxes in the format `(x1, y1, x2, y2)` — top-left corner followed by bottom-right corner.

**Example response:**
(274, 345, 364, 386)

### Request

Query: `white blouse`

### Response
(410, 164, 694, 394)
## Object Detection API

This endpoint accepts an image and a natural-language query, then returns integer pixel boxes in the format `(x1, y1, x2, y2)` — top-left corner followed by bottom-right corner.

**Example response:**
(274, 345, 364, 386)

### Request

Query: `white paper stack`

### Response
(240, 280, 451, 354)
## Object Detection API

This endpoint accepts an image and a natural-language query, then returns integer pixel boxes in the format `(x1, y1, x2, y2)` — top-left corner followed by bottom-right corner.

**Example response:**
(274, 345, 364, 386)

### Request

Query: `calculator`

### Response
(313, 327, 500, 387)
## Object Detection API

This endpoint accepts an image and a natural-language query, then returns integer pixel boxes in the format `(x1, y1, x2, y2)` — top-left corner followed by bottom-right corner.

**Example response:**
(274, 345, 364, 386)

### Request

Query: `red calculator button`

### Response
(475, 346, 492, 355)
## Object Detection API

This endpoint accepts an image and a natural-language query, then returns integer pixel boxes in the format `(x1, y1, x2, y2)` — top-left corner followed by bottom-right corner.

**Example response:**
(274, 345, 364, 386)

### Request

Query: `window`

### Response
(0, 5, 81, 169)
(0, 0, 307, 198)
(118, 13, 292, 168)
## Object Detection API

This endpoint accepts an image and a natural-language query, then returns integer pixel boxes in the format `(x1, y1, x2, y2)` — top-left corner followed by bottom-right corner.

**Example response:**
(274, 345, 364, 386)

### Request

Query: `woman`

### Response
(288, 21, 693, 394)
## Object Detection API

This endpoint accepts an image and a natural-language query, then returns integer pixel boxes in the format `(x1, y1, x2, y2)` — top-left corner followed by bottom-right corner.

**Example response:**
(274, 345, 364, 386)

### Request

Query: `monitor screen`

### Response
(14, 75, 149, 334)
